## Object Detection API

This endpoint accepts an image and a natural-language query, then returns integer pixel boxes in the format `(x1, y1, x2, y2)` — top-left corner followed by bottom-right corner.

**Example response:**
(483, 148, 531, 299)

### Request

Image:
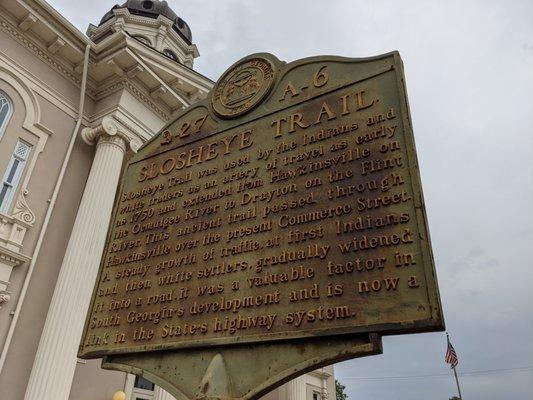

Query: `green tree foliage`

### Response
(335, 379, 347, 400)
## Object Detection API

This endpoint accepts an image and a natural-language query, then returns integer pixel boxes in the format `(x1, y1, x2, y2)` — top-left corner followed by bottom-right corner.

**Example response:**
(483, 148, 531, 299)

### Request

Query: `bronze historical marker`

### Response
(79, 52, 444, 399)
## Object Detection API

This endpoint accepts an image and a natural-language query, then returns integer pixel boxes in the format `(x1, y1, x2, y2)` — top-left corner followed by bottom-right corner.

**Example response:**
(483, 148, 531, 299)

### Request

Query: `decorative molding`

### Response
(12, 190, 36, 226)
(90, 8, 198, 58)
(141, 50, 212, 92)
(0, 14, 81, 86)
(0, 66, 56, 204)
(309, 369, 332, 379)
(74, 61, 84, 74)
(171, 105, 184, 118)
(33, 122, 54, 136)
(126, 64, 144, 78)
(0, 291, 10, 308)
(81, 115, 118, 145)
(188, 86, 206, 103)
(82, 116, 142, 154)
(16, 0, 90, 51)
(92, 78, 124, 100)
(107, 59, 124, 77)
(18, 13, 37, 32)
(0, 238, 31, 265)
(85, 104, 159, 147)
(125, 80, 170, 121)
(47, 36, 65, 54)
(0, 63, 42, 132)
(94, 78, 170, 121)
(129, 137, 143, 153)
(0, 252, 19, 266)
(113, 16, 127, 33)
(0, 52, 80, 119)
(150, 84, 167, 99)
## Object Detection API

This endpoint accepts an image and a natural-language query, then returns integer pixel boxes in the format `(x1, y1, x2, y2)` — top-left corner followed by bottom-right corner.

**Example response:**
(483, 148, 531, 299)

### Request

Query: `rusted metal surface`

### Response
(103, 334, 382, 400)
(79, 52, 443, 361)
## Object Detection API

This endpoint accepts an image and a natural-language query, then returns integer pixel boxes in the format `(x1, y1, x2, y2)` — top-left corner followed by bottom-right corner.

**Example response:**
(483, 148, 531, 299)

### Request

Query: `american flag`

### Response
(445, 335, 459, 368)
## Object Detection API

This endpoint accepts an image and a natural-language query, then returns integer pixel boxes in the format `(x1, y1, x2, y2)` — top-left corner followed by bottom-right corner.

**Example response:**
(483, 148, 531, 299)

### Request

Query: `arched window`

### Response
(133, 35, 152, 47)
(0, 139, 32, 213)
(0, 90, 12, 141)
(163, 49, 179, 62)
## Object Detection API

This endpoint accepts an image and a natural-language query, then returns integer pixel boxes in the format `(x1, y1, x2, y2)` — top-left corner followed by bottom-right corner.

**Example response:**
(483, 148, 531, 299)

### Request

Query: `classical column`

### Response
(154, 386, 176, 400)
(285, 376, 306, 400)
(24, 117, 129, 400)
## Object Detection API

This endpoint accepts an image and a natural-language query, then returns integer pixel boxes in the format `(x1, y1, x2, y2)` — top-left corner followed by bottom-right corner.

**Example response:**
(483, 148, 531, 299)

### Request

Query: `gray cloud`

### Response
(49, 1, 533, 398)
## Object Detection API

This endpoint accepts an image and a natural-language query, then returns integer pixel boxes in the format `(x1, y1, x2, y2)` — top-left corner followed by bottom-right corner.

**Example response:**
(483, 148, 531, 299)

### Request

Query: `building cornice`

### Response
(126, 35, 213, 87)
(88, 8, 199, 58)
(0, 18, 184, 122)
(124, 79, 171, 121)
(309, 369, 333, 379)
(0, 0, 216, 136)
(21, 0, 92, 49)
(94, 78, 171, 122)
(0, 247, 30, 266)
(0, 12, 82, 87)
(0, 215, 32, 265)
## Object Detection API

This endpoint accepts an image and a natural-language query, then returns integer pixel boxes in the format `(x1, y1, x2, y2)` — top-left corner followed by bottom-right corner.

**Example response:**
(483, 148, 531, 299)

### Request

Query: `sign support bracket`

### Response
(103, 333, 382, 400)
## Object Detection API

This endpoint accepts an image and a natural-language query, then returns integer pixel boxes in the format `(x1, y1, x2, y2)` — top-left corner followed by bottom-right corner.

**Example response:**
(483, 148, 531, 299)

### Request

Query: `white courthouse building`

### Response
(0, 1, 336, 399)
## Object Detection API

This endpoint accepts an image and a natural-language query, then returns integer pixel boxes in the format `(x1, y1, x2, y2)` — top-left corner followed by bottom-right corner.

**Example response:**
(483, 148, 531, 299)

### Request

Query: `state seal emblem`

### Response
(212, 57, 276, 118)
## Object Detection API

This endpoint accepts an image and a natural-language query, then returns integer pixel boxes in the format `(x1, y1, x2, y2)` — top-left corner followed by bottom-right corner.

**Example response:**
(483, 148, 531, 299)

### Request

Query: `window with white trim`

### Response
(132, 375, 154, 400)
(0, 90, 12, 141)
(0, 139, 32, 214)
(163, 48, 179, 62)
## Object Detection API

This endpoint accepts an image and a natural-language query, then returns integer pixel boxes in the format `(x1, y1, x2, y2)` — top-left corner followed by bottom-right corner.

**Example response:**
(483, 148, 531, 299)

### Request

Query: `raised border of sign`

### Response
(79, 52, 444, 359)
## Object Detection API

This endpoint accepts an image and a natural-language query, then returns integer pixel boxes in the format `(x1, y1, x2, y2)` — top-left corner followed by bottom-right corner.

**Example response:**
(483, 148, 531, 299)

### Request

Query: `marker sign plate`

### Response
(79, 52, 444, 359)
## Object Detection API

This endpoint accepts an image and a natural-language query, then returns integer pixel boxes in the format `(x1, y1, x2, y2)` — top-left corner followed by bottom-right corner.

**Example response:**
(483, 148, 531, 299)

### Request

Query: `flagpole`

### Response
(447, 333, 463, 400)
(452, 365, 463, 400)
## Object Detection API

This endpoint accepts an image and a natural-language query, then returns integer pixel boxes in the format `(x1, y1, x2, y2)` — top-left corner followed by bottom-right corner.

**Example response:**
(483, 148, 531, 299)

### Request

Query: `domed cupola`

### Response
(88, 0, 199, 67)
(99, 0, 192, 45)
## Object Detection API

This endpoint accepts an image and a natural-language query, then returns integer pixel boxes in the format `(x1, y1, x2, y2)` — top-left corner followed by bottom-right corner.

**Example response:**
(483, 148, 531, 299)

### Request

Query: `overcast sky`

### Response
(48, 1, 533, 399)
